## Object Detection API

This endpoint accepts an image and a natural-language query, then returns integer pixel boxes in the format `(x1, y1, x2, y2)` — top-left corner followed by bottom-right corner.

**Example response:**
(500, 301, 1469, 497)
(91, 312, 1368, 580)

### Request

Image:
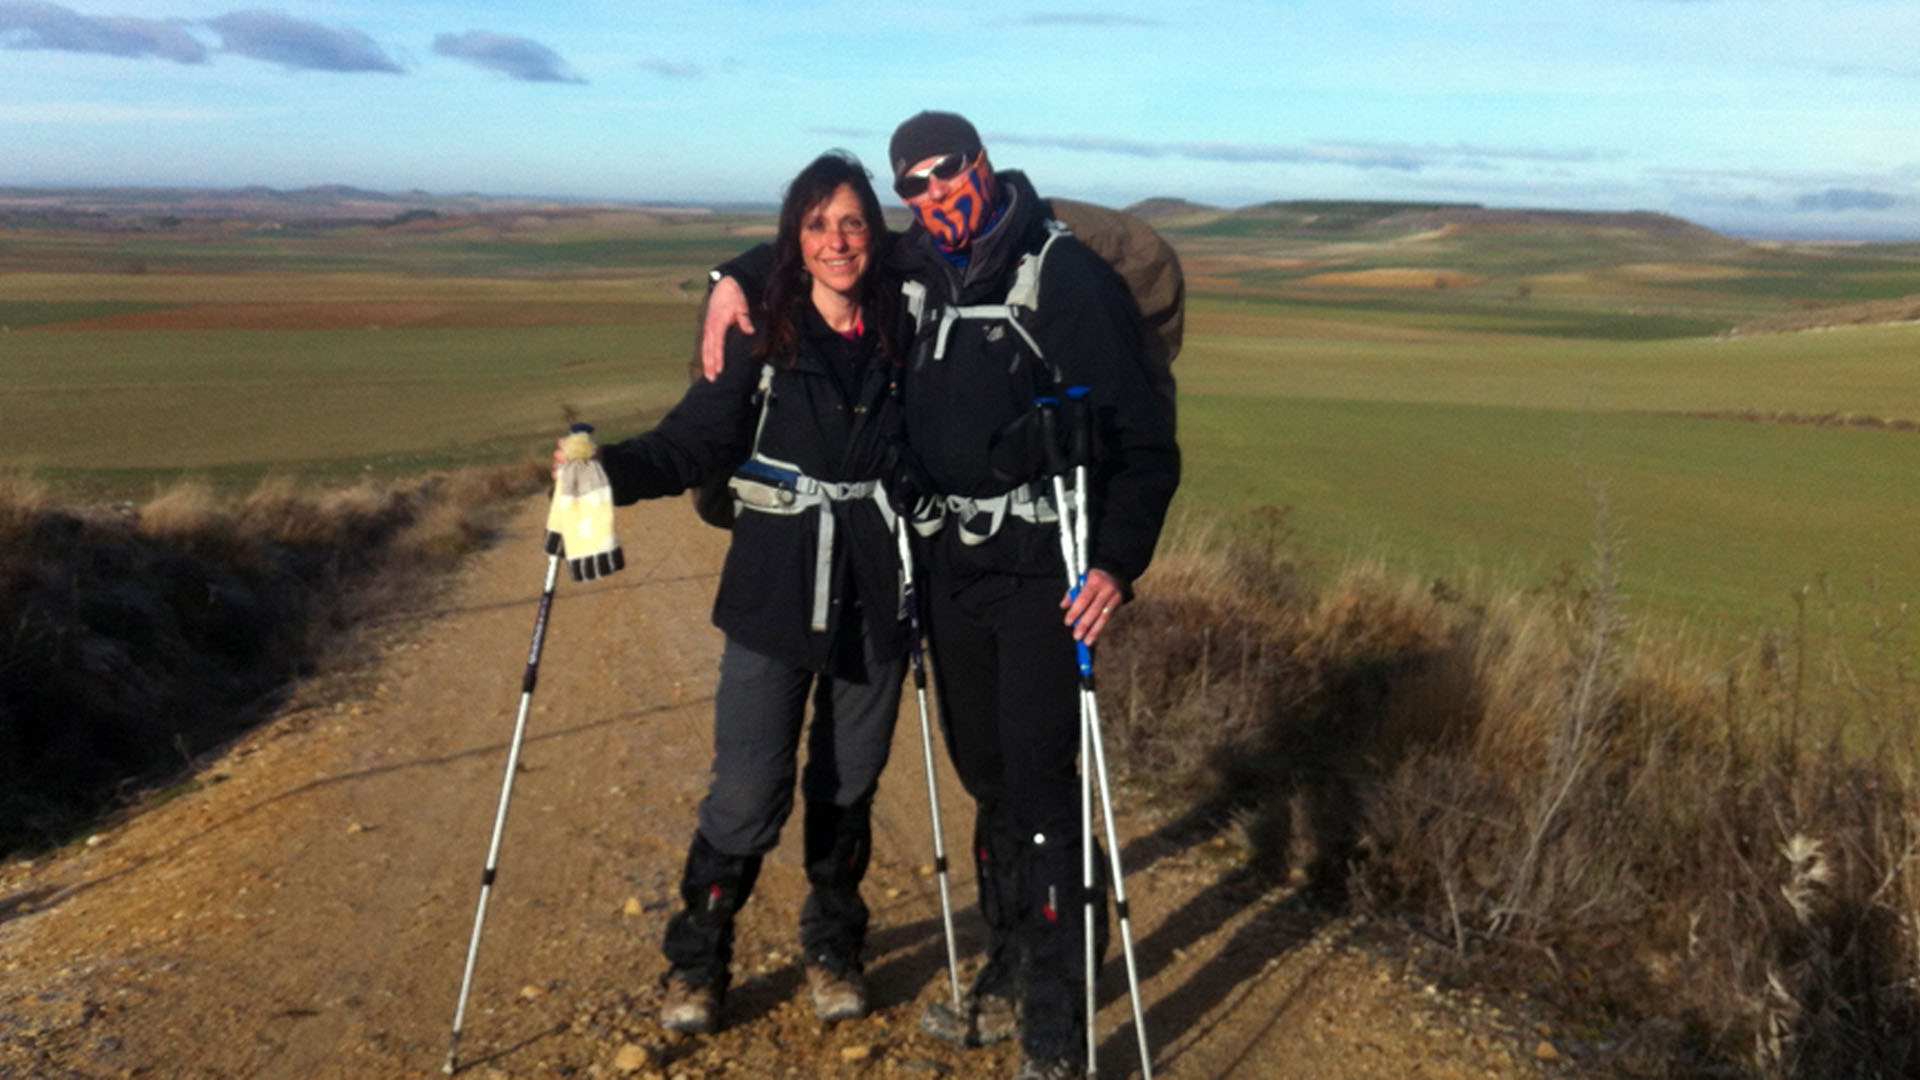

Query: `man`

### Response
(704, 111, 1179, 1080)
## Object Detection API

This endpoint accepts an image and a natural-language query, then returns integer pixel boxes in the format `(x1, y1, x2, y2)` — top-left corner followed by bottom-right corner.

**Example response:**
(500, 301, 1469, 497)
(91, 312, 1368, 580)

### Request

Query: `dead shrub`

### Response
(1108, 506, 1920, 1076)
(0, 461, 544, 855)
(393, 499, 491, 563)
(137, 480, 233, 538)
(442, 459, 551, 507)
(0, 472, 51, 538)
(238, 475, 331, 546)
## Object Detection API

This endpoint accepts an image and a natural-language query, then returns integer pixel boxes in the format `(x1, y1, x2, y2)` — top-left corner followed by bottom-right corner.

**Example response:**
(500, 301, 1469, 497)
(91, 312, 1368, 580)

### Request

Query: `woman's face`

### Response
(800, 183, 871, 300)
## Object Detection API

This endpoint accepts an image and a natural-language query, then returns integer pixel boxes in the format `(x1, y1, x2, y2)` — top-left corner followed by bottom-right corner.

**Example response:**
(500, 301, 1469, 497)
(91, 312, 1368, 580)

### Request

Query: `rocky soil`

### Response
(1, 497, 1574, 1079)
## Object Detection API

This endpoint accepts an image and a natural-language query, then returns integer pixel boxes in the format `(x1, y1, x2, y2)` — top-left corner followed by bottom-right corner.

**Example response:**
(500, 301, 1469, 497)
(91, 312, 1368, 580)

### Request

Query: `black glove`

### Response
(987, 398, 1079, 486)
(883, 435, 938, 521)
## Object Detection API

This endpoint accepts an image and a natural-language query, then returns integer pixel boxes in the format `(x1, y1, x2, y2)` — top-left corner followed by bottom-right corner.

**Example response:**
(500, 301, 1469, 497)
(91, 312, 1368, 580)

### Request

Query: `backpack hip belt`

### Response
(729, 363, 898, 633)
(921, 481, 1057, 546)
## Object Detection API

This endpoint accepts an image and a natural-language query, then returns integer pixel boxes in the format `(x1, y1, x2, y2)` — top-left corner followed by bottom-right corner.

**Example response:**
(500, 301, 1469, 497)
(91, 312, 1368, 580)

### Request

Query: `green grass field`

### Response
(1177, 392, 1919, 641)
(3, 200, 1916, 655)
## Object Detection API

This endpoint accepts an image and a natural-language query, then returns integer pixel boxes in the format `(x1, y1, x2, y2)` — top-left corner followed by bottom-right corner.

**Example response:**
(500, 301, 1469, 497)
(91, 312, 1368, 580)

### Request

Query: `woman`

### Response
(573, 151, 906, 1034)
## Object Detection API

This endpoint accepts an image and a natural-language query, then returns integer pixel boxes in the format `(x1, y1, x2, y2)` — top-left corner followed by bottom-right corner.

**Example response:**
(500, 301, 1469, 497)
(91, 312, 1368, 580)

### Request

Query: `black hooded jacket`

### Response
(596, 306, 904, 677)
(892, 170, 1180, 593)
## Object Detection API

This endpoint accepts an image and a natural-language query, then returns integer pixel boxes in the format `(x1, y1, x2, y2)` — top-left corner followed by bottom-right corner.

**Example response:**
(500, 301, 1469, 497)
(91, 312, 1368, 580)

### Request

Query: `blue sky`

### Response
(4, 0, 1918, 240)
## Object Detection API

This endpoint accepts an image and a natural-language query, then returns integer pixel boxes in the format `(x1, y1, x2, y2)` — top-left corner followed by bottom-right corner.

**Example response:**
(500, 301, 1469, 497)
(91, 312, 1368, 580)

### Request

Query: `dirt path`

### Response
(1, 497, 1565, 1079)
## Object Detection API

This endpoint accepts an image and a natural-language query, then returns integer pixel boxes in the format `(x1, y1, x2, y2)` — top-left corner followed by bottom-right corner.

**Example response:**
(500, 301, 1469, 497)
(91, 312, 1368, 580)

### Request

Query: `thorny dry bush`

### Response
(1098, 506, 1920, 1078)
(0, 463, 548, 856)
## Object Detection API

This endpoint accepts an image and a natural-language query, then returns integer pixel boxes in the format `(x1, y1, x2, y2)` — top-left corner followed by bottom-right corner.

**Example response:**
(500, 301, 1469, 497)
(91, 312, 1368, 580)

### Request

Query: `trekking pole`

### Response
(443, 548, 561, 1074)
(1035, 397, 1101, 1075)
(444, 422, 617, 1074)
(1041, 394, 1154, 1080)
(895, 514, 965, 1011)
(1061, 387, 1100, 1075)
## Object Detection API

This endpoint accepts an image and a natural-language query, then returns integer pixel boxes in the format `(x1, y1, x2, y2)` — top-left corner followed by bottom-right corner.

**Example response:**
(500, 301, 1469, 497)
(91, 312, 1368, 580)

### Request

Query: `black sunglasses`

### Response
(893, 150, 976, 199)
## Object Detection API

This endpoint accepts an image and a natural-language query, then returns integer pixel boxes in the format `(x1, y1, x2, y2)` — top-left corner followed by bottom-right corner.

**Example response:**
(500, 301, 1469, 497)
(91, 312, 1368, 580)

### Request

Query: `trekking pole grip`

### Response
(1033, 396, 1070, 478)
(1063, 385, 1093, 471)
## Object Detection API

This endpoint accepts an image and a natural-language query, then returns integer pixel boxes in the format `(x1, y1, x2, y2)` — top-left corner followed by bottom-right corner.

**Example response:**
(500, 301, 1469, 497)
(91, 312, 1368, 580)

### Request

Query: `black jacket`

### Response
(597, 307, 905, 677)
(894, 170, 1181, 593)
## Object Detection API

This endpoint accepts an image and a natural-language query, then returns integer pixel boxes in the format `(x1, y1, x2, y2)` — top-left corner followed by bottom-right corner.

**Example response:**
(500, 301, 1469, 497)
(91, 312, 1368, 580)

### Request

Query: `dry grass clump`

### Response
(1102, 507, 1920, 1076)
(136, 480, 232, 540)
(0, 472, 51, 536)
(0, 461, 547, 855)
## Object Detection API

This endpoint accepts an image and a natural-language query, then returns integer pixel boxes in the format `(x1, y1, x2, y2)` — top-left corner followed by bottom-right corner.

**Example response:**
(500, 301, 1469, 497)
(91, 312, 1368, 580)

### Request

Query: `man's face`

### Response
(899, 149, 994, 250)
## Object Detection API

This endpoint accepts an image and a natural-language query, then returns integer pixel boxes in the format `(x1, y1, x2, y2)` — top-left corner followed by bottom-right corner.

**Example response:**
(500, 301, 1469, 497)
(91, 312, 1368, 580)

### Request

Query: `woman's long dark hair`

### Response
(752, 150, 896, 367)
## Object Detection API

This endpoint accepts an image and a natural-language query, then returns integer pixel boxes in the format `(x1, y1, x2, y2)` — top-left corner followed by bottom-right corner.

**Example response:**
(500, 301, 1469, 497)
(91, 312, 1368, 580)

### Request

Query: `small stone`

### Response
(885, 887, 904, 900)
(612, 1043, 651, 1072)
(840, 1044, 873, 1062)
(623, 896, 644, 917)
(916, 864, 935, 878)
(520, 984, 544, 999)
(1534, 1039, 1560, 1061)
(346, 823, 366, 835)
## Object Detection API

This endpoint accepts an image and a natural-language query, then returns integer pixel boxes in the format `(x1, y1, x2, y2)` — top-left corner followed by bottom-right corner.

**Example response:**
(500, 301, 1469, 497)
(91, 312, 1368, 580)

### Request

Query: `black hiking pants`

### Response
(926, 571, 1105, 1064)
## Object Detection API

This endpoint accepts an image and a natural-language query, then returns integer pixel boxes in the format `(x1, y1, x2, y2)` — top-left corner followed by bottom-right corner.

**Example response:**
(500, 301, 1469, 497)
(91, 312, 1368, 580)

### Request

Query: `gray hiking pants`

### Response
(696, 632, 905, 858)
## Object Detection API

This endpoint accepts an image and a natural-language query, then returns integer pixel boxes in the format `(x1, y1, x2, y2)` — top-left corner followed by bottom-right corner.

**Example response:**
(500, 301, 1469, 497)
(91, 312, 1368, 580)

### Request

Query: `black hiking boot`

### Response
(658, 831, 761, 1034)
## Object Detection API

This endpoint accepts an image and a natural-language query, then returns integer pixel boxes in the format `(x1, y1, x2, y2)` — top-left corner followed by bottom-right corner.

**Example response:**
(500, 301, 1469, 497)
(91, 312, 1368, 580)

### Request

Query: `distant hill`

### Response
(1379, 204, 1717, 239)
(1147, 198, 1723, 241)
(1, 186, 1716, 240)
(0, 185, 715, 230)
(1123, 197, 1219, 220)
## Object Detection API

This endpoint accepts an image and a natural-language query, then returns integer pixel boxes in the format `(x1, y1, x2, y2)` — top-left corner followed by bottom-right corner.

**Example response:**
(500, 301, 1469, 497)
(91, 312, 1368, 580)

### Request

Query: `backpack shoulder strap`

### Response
(1003, 218, 1070, 312)
(932, 219, 1070, 363)
(900, 278, 929, 330)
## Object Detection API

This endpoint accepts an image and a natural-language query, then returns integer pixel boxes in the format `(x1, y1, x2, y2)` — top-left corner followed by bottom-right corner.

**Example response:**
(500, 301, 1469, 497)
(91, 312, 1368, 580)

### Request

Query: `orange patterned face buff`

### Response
(909, 154, 996, 250)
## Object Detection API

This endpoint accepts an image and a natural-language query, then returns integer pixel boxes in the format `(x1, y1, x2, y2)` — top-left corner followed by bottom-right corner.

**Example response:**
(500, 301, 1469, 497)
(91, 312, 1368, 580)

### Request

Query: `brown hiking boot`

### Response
(973, 990, 1020, 1044)
(1012, 1056, 1080, 1080)
(659, 972, 721, 1034)
(805, 964, 870, 1023)
(918, 989, 1020, 1047)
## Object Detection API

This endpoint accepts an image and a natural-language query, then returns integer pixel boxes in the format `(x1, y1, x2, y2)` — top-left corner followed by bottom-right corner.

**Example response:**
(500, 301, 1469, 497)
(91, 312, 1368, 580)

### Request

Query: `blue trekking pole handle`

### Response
(1070, 387, 1094, 675)
(1035, 396, 1096, 678)
(1057, 389, 1098, 676)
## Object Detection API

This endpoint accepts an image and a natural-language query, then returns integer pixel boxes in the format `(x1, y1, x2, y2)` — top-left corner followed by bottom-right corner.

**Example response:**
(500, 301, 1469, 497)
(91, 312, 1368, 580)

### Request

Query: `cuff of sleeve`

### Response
(1090, 561, 1136, 603)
